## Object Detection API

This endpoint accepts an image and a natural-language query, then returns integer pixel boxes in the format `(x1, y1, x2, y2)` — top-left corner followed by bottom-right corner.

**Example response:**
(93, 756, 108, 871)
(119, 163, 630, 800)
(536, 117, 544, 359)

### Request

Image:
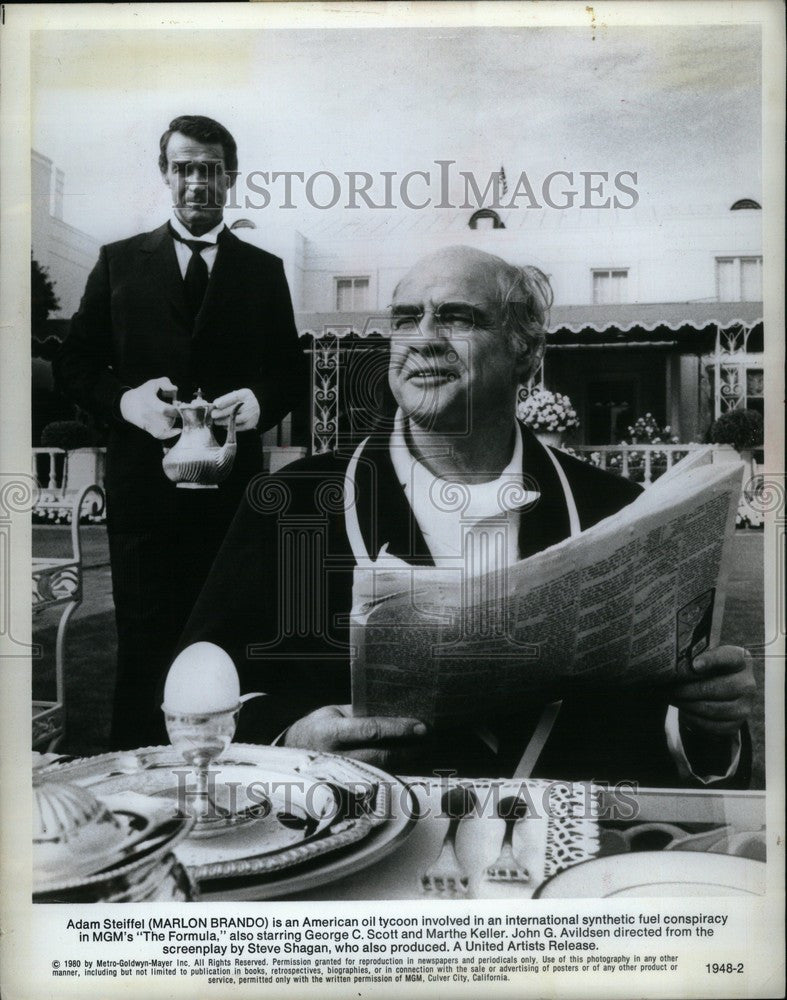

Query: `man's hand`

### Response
(212, 388, 260, 432)
(283, 705, 428, 769)
(671, 645, 756, 738)
(119, 377, 180, 439)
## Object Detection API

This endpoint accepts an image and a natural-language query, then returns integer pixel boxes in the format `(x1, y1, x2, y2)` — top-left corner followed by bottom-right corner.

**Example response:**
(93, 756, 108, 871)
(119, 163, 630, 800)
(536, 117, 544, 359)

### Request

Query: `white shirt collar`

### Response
(389, 410, 538, 521)
(169, 213, 226, 245)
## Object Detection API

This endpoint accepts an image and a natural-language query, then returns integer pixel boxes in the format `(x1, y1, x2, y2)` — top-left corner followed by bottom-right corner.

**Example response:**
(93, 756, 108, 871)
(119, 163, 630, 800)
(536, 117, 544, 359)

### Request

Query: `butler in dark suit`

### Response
(176, 246, 754, 785)
(55, 115, 305, 749)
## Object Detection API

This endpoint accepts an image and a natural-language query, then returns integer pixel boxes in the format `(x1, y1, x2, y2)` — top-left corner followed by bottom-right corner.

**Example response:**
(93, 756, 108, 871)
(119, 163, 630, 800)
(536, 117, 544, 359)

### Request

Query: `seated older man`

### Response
(173, 246, 754, 786)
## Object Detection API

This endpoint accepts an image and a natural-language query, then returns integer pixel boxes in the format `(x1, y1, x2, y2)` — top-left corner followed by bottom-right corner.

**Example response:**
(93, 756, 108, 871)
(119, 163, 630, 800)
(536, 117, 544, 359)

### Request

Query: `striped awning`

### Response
(297, 301, 762, 349)
(546, 301, 762, 348)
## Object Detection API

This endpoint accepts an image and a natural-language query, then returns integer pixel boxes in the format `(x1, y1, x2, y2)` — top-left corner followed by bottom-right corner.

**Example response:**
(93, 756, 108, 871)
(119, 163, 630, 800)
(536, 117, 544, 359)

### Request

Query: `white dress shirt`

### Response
(169, 213, 225, 278)
(389, 411, 538, 573)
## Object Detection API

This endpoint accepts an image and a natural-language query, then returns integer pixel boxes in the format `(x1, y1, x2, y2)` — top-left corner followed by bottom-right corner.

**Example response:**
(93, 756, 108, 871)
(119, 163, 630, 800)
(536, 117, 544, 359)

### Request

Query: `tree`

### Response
(32, 257, 73, 443)
(31, 257, 60, 358)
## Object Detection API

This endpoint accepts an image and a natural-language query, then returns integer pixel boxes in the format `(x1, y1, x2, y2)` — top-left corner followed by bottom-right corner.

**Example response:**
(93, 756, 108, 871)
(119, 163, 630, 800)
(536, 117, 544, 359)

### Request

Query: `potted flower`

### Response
(622, 413, 682, 481)
(516, 386, 579, 448)
(626, 413, 679, 447)
(40, 420, 105, 494)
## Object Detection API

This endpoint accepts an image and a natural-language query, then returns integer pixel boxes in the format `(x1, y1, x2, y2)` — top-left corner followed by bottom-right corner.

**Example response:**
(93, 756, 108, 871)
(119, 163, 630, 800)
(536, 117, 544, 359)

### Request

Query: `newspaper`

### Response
(352, 455, 744, 725)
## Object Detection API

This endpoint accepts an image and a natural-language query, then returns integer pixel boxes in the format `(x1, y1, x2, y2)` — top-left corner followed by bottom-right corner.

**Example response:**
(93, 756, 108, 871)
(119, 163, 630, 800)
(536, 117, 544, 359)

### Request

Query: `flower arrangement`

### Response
(516, 386, 579, 433)
(576, 413, 693, 484)
(625, 413, 679, 446)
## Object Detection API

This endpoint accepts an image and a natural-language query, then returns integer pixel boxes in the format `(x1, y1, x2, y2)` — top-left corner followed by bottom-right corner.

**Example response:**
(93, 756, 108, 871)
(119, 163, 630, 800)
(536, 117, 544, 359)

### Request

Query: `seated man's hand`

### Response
(211, 388, 260, 431)
(120, 377, 180, 439)
(671, 645, 756, 738)
(283, 705, 428, 770)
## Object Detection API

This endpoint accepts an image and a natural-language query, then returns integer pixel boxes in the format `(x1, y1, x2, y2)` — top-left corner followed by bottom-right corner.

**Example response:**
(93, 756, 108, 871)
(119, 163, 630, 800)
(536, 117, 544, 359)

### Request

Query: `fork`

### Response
(486, 794, 531, 883)
(421, 785, 477, 895)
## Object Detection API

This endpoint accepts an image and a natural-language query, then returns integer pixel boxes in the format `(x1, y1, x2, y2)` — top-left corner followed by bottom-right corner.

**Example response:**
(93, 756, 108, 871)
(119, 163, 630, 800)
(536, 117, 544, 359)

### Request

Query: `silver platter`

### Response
(40, 744, 417, 896)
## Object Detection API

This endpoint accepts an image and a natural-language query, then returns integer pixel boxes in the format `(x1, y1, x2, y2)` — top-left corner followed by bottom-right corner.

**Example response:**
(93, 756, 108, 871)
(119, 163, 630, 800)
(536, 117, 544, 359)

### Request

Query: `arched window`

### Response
(730, 199, 761, 210)
(468, 208, 505, 230)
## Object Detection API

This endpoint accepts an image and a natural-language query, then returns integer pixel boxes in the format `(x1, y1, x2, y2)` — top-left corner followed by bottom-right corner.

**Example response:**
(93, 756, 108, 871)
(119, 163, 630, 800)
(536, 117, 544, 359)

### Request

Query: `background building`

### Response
(32, 151, 100, 319)
(241, 198, 763, 454)
(32, 151, 763, 459)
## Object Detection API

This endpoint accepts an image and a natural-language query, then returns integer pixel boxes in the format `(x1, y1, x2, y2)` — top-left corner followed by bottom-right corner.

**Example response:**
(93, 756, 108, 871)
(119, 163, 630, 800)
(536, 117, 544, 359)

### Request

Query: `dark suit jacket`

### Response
(177, 426, 750, 787)
(54, 223, 306, 531)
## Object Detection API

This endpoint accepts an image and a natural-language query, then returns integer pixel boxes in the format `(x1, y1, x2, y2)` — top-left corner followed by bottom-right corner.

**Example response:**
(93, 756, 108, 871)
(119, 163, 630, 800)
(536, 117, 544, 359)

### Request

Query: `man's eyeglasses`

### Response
(389, 302, 491, 334)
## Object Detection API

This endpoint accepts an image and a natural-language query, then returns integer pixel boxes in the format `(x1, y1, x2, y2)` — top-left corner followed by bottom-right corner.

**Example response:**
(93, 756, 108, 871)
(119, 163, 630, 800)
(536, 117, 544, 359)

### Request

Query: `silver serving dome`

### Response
(33, 777, 129, 886)
(32, 773, 195, 900)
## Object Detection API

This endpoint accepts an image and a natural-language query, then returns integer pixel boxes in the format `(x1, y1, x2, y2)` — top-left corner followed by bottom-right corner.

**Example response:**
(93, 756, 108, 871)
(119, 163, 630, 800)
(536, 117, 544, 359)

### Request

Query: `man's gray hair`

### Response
(496, 262, 553, 381)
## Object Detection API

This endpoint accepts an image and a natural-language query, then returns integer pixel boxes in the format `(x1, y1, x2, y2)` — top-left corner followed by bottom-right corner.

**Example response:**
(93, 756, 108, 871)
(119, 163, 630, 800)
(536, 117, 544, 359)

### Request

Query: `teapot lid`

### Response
(176, 388, 212, 413)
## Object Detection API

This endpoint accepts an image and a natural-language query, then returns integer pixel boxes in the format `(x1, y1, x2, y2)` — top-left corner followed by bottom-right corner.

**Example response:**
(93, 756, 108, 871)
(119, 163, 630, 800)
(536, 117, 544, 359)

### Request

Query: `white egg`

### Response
(163, 642, 240, 713)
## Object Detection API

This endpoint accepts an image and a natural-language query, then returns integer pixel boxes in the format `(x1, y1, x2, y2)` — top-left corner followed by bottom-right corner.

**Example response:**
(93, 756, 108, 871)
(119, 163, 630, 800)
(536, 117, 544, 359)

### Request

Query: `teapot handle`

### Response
(224, 401, 243, 445)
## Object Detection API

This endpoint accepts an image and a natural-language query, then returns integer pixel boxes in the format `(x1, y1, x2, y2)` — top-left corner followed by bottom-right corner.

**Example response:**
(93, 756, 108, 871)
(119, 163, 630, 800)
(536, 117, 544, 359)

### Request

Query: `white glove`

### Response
(211, 388, 260, 432)
(119, 377, 180, 440)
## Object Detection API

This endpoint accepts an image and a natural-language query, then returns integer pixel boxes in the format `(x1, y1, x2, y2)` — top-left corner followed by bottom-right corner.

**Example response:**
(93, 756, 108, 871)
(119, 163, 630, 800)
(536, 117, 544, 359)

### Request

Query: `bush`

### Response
(707, 409, 763, 451)
(40, 420, 102, 450)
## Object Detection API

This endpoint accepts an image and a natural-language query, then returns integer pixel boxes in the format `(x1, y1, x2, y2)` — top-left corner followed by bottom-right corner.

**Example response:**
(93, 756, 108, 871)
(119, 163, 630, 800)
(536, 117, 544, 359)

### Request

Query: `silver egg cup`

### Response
(164, 704, 265, 838)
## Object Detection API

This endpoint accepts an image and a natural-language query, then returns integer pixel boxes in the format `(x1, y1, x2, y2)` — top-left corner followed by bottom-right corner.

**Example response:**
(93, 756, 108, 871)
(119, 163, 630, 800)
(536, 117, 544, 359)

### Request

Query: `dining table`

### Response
(252, 781, 768, 902)
(33, 745, 767, 903)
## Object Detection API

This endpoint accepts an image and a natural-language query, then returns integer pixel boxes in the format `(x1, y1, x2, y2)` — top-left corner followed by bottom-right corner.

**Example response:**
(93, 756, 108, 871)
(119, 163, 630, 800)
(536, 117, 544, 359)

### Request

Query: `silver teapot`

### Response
(162, 389, 241, 489)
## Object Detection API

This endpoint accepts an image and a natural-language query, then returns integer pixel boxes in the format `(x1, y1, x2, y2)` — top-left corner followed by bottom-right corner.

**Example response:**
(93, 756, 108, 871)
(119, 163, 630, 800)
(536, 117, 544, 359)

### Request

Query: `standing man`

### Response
(55, 115, 305, 749)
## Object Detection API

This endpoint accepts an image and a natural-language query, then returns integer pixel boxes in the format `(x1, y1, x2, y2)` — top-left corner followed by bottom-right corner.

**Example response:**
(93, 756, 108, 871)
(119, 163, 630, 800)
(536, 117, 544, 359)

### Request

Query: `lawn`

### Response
(32, 527, 767, 787)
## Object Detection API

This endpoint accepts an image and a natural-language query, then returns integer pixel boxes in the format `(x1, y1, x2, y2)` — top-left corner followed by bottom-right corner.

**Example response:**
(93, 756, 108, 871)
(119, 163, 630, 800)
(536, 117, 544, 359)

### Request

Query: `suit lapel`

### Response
(351, 438, 434, 566)
(517, 424, 572, 558)
(194, 227, 243, 335)
(139, 223, 190, 328)
(141, 222, 242, 334)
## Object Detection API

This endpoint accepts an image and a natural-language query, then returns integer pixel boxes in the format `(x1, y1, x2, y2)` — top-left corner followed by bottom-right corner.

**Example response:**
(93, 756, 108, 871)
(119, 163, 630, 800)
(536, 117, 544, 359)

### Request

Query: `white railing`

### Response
(569, 443, 704, 487)
(570, 443, 765, 526)
(32, 447, 107, 523)
(31, 443, 763, 523)
(32, 447, 68, 493)
(32, 443, 755, 491)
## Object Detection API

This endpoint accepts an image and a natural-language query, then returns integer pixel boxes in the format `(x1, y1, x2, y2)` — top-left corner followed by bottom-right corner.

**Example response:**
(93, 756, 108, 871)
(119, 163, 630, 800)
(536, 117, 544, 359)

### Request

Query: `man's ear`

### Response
(226, 170, 238, 190)
(513, 349, 532, 385)
(161, 166, 171, 190)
